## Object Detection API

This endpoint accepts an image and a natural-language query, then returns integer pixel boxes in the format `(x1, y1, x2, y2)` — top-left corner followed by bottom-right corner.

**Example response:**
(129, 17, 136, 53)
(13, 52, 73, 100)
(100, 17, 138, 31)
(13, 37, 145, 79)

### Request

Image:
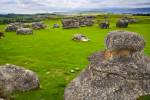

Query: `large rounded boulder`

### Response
(0, 64, 39, 99)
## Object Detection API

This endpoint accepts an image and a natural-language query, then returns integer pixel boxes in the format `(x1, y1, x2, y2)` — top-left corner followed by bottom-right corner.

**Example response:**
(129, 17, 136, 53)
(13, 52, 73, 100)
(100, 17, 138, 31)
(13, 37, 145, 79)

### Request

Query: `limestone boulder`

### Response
(0, 64, 39, 99)
(65, 30, 150, 100)
(116, 19, 128, 28)
(72, 34, 90, 42)
(16, 28, 33, 35)
(32, 22, 46, 30)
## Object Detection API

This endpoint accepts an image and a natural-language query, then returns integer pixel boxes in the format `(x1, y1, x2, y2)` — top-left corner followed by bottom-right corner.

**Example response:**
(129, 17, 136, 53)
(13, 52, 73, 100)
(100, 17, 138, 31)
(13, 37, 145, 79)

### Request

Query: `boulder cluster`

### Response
(5, 22, 46, 35)
(0, 64, 39, 99)
(5, 23, 21, 32)
(65, 30, 150, 100)
(62, 16, 94, 29)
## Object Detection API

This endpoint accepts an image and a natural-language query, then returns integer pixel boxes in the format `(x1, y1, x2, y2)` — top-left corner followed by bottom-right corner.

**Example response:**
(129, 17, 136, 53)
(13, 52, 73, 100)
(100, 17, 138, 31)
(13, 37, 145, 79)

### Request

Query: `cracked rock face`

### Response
(0, 64, 39, 99)
(64, 30, 150, 100)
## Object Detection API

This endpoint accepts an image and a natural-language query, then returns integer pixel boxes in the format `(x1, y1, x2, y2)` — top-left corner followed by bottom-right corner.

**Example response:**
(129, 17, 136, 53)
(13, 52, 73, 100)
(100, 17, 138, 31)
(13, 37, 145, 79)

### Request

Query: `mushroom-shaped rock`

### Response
(16, 28, 33, 35)
(64, 30, 150, 100)
(106, 30, 145, 51)
(0, 64, 39, 99)
(116, 19, 128, 28)
(72, 34, 90, 42)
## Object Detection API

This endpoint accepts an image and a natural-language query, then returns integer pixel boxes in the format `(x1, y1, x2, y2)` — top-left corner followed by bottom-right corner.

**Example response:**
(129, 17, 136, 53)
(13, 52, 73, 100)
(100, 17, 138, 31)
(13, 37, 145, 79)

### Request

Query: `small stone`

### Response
(70, 69, 75, 73)
(46, 72, 50, 75)
(75, 68, 80, 71)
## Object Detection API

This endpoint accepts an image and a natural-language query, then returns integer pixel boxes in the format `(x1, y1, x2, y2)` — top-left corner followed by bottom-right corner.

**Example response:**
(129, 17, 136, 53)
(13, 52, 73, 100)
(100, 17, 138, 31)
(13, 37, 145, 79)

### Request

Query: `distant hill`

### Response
(84, 8, 150, 14)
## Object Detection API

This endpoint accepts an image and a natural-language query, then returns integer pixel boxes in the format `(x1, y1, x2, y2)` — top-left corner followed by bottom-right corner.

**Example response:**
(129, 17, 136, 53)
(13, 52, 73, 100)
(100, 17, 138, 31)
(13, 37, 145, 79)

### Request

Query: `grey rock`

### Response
(62, 17, 94, 29)
(64, 30, 150, 100)
(100, 21, 109, 29)
(32, 22, 46, 30)
(116, 19, 128, 28)
(16, 28, 33, 35)
(72, 34, 90, 42)
(5, 23, 22, 32)
(0, 64, 39, 99)
(62, 18, 80, 29)
(53, 24, 60, 28)
(106, 30, 145, 51)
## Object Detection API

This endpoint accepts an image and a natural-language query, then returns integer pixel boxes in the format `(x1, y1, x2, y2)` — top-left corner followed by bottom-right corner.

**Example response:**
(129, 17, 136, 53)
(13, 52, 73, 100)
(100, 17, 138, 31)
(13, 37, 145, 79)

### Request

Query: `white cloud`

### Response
(0, 0, 150, 14)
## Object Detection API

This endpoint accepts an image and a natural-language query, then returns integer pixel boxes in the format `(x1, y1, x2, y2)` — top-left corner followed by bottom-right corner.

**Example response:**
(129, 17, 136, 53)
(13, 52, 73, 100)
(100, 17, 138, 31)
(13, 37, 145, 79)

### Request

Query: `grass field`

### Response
(0, 15, 150, 100)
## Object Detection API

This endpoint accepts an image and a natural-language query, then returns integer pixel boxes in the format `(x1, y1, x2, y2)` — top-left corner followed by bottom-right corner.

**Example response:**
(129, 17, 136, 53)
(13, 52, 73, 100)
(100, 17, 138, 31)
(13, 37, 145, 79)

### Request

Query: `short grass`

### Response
(0, 15, 150, 100)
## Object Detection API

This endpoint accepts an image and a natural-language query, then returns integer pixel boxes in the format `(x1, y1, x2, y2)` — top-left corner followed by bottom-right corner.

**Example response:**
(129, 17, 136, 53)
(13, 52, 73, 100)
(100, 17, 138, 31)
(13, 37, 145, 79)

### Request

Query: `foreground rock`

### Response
(65, 30, 150, 100)
(0, 64, 39, 99)
(72, 34, 90, 42)
(16, 28, 33, 35)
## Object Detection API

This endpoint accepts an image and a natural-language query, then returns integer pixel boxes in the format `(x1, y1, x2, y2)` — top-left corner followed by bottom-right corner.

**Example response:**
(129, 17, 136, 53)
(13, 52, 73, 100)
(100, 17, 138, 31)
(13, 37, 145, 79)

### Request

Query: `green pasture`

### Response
(0, 15, 150, 100)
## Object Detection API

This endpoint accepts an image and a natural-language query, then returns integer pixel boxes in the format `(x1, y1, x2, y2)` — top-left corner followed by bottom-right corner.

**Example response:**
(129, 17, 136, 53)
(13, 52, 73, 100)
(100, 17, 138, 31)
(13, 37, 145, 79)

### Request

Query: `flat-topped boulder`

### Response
(72, 34, 90, 42)
(65, 30, 150, 100)
(16, 28, 33, 35)
(0, 64, 39, 99)
(62, 18, 80, 29)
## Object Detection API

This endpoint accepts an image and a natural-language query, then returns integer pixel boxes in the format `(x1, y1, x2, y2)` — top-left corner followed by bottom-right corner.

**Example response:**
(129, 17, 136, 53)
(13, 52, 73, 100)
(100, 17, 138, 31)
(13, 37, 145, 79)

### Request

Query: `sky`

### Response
(0, 0, 150, 14)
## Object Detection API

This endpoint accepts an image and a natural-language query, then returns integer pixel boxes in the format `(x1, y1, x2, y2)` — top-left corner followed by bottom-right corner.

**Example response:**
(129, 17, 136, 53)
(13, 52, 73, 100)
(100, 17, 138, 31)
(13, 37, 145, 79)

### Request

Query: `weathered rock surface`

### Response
(65, 30, 150, 100)
(32, 22, 46, 30)
(0, 64, 39, 99)
(100, 21, 109, 29)
(5, 23, 22, 32)
(72, 34, 90, 42)
(62, 18, 80, 29)
(16, 28, 33, 35)
(62, 17, 94, 29)
(116, 19, 128, 28)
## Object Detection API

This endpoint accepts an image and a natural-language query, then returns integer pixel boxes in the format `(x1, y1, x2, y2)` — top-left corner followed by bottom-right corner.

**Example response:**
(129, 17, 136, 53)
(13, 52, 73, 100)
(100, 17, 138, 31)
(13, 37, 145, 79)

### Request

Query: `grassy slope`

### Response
(0, 15, 150, 100)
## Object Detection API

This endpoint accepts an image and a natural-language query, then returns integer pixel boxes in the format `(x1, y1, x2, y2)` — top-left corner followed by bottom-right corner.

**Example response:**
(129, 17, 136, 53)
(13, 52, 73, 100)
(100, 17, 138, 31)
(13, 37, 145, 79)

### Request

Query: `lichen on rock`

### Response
(64, 30, 150, 100)
(0, 64, 39, 99)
